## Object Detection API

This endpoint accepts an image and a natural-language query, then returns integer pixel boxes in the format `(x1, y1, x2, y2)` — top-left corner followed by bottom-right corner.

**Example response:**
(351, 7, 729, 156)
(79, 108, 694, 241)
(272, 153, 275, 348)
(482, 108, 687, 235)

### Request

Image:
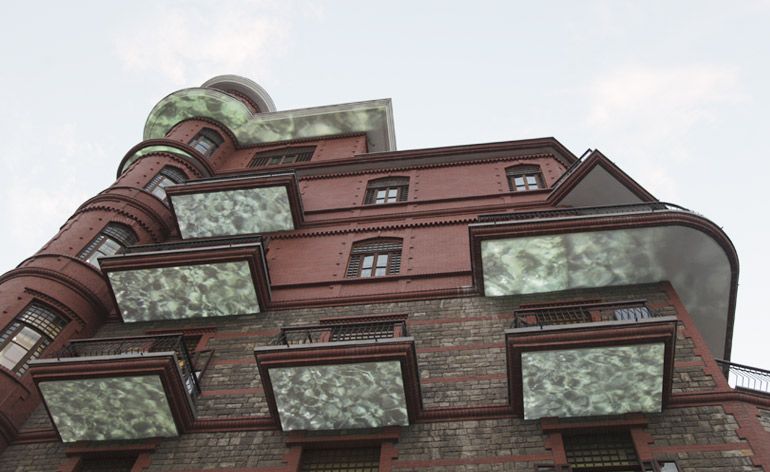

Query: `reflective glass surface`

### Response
(108, 261, 260, 322)
(521, 343, 665, 419)
(270, 361, 409, 431)
(172, 186, 294, 238)
(39, 375, 178, 442)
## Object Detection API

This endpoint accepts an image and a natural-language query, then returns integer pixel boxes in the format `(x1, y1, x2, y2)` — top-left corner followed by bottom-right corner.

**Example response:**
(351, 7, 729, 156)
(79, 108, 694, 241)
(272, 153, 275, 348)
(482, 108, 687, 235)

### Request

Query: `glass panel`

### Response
(659, 462, 680, 472)
(269, 156, 282, 164)
(0, 343, 27, 369)
(387, 189, 398, 198)
(108, 261, 261, 322)
(270, 361, 409, 431)
(514, 176, 525, 186)
(172, 186, 294, 238)
(360, 268, 372, 277)
(39, 376, 178, 442)
(376, 254, 388, 268)
(12, 327, 41, 349)
(284, 155, 297, 163)
(361, 256, 374, 269)
(521, 343, 665, 419)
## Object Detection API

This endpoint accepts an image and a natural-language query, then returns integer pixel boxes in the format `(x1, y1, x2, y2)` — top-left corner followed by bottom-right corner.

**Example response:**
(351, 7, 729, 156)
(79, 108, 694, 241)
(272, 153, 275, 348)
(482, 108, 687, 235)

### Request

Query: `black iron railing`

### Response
(51, 334, 201, 395)
(715, 359, 770, 395)
(272, 320, 408, 346)
(513, 300, 659, 329)
(477, 202, 690, 223)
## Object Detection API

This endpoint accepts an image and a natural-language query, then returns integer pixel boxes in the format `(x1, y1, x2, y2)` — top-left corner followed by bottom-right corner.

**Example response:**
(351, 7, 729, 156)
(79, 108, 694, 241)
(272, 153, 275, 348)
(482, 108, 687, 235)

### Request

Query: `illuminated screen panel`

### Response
(39, 375, 178, 442)
(108, 261, 260, 322)
(269, 361, 409, 431)
(172, 186, 294, 238)
(481, 228, 666, 296)
(521, 343, 665, 420)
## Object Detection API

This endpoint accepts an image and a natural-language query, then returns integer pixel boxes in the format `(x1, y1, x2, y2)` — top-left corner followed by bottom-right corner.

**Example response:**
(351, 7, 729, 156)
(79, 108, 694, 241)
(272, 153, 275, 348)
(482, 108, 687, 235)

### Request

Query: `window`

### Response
(188, 128, 224, 157)
(249, 146, 315, 167)
(346, 239, 402, 278)
(77, 457, 137, 472)
(300, 447, 380, 472)
(144, 166, 187, 202)
(506, 165, 544, 192)
(564, 431, 640, 470)
(364, 177, 409, 204)
(0, 302, 66, 375)
(78, 223, 137, 268)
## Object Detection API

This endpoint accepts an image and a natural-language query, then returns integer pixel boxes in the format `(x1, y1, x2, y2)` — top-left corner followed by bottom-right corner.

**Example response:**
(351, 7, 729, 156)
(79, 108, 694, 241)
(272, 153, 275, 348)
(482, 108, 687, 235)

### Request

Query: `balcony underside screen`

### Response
(172, 186, 294, 238)
(480, 225, 732, 356)
(269, 361, 409, 431)
(521, 343, 665, 420)
(108, 261, 260, 322)
(39, 375, 178, 442)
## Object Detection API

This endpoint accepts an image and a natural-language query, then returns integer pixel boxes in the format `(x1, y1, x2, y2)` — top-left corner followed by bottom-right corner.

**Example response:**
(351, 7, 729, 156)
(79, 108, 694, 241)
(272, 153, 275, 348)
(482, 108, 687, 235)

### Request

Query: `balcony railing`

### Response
(513, 300, 661, 329)
(271, 320, 408, 346)
(51, 334, 201, 395)
(478, 202, 691, 224)
(715, 359, 770, 395)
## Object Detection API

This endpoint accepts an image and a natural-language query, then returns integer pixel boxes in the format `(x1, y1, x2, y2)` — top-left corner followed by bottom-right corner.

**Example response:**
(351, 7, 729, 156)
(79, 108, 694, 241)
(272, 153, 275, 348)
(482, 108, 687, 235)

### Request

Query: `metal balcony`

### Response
(512, 299, 661, 329)
(716, 359, 770, 395)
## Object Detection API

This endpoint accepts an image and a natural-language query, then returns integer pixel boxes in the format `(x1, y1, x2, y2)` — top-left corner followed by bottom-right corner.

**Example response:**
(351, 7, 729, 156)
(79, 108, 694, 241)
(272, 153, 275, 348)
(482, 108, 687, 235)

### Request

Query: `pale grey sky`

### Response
(0, 1, 767, 368)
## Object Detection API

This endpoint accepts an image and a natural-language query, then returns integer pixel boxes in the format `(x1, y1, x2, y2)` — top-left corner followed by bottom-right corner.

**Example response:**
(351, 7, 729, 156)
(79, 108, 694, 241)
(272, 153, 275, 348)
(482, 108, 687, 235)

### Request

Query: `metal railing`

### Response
(715, 359, 770, 395)
(477, 202, 690, 224)
(51, 334, 201, 395)
(272, 320, 408, 346)
(513, 300, 659, 329)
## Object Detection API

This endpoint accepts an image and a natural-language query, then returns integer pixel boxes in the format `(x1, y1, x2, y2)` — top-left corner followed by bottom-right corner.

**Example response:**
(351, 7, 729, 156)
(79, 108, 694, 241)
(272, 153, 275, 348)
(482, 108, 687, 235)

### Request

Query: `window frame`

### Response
(78, 223, 138, 268)
(188, 128, 224, 158)
(144, 166, 187, 202)
(364, 177, 409, 205)
(0, 302, 67, 376)
(506, 165, 545, 192)
(345, 238, 403, 278)
(249, 146, 316, 167)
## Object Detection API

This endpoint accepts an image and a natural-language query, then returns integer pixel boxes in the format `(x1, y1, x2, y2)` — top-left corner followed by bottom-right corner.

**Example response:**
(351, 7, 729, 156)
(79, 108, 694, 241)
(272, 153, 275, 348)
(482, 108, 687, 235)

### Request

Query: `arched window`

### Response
(346, 238, 402, 278)
(364, 177, 409, 204)
(0, 302, 67, 375)
(144, 166, 187, 202)
(78, 223, 138, 268)
(249, 146, 316, 167)
(506, 165, 544, 192)
(188, 128, 224, 158)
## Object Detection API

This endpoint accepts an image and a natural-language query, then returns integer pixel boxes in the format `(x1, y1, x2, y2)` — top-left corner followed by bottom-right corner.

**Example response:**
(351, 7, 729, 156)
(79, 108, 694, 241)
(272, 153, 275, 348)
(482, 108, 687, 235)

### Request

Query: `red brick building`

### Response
(0, 75, 768, 471)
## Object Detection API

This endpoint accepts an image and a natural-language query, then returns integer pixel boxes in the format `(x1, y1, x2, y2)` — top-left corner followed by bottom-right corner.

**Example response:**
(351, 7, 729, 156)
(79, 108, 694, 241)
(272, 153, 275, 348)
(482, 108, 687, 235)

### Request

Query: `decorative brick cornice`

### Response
(299, 152, 557, 181)
(118, 139, 214, 178)
(0, 265, 110, 317)
(75, 191, 173, 242)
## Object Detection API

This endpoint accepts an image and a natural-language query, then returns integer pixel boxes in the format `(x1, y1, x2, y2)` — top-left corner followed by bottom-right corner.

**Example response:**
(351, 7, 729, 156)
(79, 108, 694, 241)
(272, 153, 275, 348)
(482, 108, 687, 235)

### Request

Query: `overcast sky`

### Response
(0, 1, 767, 368)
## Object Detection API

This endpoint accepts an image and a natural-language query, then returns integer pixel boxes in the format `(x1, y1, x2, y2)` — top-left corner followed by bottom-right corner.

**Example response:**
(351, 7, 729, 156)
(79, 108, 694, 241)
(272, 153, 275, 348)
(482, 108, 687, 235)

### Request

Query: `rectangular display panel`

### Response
(108, 261, 260, 322)
(172, 186, 294, 239)
(269, 361, 409, 431)
(521, 343, 665, 420)
(39, 375, 178, 442)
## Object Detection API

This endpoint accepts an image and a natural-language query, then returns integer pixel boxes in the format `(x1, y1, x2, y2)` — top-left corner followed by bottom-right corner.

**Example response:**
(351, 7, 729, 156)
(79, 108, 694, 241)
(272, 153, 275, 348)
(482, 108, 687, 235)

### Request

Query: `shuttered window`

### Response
(249, 147, 315, 167)
(364, 177, 409, 204)
(346, 239, 402, 278)
(300, 447, 380, 472)
(188, 128, 224, 157)
(564, 432, 640, 470)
